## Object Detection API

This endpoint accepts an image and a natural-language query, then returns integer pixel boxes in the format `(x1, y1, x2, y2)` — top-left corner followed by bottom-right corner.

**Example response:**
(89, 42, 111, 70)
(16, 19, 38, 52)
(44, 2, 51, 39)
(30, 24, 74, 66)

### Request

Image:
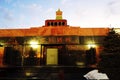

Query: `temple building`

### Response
(0, 9, 110, 67)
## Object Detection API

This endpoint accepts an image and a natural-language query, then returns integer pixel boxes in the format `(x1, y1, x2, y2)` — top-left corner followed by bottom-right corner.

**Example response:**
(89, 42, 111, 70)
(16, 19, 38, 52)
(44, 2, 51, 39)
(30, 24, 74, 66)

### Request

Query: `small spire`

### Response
(56, 8, 62, 20)
(58, 8, 61, 12)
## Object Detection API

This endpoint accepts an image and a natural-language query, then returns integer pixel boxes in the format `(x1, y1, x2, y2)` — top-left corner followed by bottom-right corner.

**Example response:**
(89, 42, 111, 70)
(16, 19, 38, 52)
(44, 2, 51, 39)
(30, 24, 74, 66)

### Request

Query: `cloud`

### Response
(26, 3, 42, 11)
(9, 3, 45, 28)
(46, 8, 54, 13)
(107, 0, 120, 15)
(4, 12, 14, 20)
(20, 3, 42, 10)
(0, 7, 14, 21)
(19, 3, 42, 16)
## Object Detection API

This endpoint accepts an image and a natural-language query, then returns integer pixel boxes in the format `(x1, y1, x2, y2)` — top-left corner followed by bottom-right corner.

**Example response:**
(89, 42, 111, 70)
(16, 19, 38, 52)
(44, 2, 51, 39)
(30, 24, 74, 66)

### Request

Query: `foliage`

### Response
(98, 28, 120, 79)
(98, 28, 120, 68)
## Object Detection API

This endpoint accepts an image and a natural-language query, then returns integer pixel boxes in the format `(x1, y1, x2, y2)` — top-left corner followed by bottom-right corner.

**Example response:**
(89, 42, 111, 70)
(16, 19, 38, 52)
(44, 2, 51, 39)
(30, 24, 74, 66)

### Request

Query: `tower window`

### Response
(59, 22, 61, 26)
(54, 22, 57, 26)
(47, 22, 50, 26)
(62, 22, 65, 26)
(51, 22, 53, 26)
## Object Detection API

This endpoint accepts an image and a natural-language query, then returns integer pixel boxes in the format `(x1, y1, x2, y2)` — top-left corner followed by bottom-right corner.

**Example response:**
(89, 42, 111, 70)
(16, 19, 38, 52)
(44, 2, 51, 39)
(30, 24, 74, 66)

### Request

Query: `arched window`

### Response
(47, 22, 50, 26)
(59, 22, 61, 26)
(54, 22, 57, 26)
(51, 22, 53, 26)
(62, 22, 65, 26)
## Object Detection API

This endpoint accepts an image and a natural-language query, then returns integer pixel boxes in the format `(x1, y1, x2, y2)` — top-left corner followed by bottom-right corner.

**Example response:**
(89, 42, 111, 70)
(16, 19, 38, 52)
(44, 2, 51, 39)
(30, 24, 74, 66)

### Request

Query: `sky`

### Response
(0, 0, 120, 29)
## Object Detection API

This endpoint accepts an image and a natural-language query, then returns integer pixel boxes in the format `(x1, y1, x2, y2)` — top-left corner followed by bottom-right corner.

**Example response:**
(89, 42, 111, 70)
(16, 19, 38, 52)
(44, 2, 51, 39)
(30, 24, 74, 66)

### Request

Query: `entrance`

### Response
(46, 48, 58, 65)
(41, 44, 67, 65)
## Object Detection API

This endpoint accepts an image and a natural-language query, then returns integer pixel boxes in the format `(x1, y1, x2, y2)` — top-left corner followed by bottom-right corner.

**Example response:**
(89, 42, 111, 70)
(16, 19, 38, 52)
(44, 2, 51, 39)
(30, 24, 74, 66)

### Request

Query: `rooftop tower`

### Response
(56, 9, 62, 20)
(45, 9, 67, 27)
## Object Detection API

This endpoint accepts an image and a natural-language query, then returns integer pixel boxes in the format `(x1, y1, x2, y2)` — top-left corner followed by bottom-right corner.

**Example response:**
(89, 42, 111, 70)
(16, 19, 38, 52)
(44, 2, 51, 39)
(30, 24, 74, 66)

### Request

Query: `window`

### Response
(47, 22, 50, 26)
(59, 22, 61, 26)
(51, 22, 53, 26)
(54, 22, 57, 26)
(62, 22, 65, 26)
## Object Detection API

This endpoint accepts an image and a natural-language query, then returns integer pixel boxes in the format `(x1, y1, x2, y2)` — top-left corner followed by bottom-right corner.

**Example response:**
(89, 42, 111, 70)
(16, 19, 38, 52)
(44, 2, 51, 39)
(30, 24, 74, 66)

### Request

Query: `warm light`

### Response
(25, 72, 31, 76)
(0, 42, 4, 47)
(30, 41, 38, 48)
(88, 44, 96, 49)
(115, 28, 120, 34)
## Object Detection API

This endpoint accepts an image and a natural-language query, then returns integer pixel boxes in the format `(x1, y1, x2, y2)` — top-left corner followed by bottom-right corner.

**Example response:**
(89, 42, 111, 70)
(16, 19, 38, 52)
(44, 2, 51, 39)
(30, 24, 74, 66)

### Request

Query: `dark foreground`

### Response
(0, 66, 96, 80)
(0, 66, 120, 80)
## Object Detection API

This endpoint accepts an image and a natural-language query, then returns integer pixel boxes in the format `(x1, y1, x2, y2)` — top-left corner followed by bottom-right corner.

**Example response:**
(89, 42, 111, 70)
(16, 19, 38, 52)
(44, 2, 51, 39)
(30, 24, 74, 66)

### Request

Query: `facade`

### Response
(0, 9, 110, 67)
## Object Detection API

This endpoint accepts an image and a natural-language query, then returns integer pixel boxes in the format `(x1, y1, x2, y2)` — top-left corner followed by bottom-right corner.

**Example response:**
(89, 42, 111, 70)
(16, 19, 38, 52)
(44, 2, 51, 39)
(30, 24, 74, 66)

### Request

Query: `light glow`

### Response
(25, 72, 31, 76)
(115, 28, 120, 34)
(88, 44, 96, 49)
(30, 41, 39, 49)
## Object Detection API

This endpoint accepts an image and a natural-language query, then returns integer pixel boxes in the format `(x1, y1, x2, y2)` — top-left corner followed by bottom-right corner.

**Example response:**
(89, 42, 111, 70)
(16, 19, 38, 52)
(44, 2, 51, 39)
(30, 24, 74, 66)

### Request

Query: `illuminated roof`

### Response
(0, 27, 109, 37)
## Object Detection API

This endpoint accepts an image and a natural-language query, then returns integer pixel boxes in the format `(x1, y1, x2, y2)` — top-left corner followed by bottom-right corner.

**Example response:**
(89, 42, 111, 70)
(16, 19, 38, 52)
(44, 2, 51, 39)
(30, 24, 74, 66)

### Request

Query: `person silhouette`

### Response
(29, 47, 36, 58)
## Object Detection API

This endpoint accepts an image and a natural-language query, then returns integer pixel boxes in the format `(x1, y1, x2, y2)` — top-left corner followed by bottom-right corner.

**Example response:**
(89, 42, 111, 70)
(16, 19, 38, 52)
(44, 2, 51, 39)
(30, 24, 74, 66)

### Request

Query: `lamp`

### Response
(30, 40, 38, 49)
(88, 44, 96, 49)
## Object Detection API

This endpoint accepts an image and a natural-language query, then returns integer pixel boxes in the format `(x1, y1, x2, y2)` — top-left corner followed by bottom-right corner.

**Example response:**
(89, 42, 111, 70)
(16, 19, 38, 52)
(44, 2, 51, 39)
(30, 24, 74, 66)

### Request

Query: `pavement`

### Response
(0, 66, 95, 80)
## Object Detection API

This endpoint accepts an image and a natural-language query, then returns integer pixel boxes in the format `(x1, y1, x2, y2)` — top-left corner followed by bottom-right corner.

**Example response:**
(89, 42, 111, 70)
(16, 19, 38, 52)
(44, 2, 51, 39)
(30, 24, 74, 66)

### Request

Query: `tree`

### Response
(98, 28, 120, 68)
(98, 28, 120, 79)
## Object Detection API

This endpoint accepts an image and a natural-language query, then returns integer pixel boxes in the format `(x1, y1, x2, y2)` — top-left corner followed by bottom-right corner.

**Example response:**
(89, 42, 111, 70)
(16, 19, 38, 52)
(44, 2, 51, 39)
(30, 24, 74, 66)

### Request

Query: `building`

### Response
(0, 9, 109, 67)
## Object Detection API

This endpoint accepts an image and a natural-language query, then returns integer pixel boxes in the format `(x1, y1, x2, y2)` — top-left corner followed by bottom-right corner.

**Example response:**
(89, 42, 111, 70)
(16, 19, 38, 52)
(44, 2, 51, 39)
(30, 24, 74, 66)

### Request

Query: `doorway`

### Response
(41, 44, 67, 66)
(46, 48, 58, 65)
